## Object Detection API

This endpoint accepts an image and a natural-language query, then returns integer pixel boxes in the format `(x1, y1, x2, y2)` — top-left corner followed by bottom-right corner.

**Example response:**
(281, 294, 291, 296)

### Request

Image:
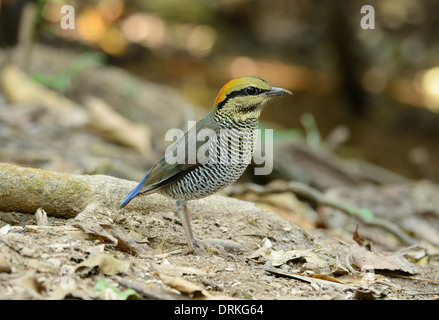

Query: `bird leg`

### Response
(176, 199, 196, 253)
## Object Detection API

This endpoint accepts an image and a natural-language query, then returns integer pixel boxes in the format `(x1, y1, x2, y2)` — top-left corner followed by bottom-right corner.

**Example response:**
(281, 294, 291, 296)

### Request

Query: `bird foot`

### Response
(185, 239, 208, 255)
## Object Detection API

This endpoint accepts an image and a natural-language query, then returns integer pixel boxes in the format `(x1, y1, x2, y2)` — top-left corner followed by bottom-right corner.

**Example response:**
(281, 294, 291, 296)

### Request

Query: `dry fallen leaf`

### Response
(72, 221, 118, 244)
(249, 238, 328, 270)
(350, 242, 417, 275)
(159, 273, 212, 299)
(248, 237, 273, 260)
(75, 254, 130, 276)
(72, 222, 151, 256)
(101, 224, 151, 256)
(272, 249, 327, 268)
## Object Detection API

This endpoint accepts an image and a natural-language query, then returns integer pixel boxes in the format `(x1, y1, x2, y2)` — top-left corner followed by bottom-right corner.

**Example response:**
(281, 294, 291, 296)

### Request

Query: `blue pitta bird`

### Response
(119, 76, 291, 253)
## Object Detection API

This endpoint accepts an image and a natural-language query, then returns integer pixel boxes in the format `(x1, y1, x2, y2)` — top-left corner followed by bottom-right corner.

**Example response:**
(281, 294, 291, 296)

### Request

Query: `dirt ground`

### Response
(1, 192, 438, 300)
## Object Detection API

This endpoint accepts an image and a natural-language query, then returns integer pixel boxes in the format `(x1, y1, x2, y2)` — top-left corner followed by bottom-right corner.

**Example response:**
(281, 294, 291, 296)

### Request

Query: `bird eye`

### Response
(245, 86, 259, 95)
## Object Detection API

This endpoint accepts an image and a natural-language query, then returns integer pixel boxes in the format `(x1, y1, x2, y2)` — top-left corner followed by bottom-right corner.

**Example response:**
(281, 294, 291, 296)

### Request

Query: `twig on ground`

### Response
(226, 181, 417, 246)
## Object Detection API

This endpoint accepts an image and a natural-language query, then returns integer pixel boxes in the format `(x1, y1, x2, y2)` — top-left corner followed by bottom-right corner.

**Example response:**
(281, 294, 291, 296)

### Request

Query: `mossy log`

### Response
(0, 162, 140, 218)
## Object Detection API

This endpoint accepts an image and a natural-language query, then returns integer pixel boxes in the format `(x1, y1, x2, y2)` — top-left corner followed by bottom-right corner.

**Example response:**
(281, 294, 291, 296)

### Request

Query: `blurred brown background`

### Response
(1, 0, 438, 182)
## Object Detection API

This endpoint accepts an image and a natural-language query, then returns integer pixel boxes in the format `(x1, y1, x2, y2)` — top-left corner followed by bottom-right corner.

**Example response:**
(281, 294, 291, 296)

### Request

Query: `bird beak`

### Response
(265, 86, 292, 97)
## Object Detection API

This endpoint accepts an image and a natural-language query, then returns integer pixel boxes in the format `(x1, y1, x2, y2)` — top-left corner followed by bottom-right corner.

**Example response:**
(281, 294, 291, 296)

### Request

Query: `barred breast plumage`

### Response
(159, 117, 258, 200)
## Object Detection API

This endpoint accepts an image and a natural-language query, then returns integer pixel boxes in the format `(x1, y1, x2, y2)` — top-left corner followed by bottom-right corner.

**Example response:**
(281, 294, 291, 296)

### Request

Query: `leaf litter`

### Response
(1, 51, 439, 300)
(1, 200, 438, 300)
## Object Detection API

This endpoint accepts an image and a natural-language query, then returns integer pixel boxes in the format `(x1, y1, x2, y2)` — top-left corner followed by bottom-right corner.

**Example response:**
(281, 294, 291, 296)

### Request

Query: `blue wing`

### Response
(118, 169, 151, 209)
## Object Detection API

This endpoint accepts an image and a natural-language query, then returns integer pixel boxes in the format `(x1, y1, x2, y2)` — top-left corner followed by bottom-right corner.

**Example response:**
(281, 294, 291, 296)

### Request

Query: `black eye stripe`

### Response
(217, 87, 269, 110)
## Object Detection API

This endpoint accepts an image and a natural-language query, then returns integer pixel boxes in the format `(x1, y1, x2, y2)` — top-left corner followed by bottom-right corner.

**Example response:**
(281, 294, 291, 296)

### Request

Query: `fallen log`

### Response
(0, 162, 139, 218)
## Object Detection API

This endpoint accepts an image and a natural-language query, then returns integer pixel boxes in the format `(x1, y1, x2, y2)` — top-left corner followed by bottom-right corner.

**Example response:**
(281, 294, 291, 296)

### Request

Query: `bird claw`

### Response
(185, 239, 208, 255)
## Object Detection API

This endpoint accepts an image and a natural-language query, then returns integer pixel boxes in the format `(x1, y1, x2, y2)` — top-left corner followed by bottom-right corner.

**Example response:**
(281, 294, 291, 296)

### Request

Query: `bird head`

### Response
(211, 76, 292, 122)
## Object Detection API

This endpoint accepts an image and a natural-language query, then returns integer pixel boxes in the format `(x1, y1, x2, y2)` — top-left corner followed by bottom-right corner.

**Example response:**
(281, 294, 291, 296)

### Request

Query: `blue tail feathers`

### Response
(119, 169, 151, 209)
